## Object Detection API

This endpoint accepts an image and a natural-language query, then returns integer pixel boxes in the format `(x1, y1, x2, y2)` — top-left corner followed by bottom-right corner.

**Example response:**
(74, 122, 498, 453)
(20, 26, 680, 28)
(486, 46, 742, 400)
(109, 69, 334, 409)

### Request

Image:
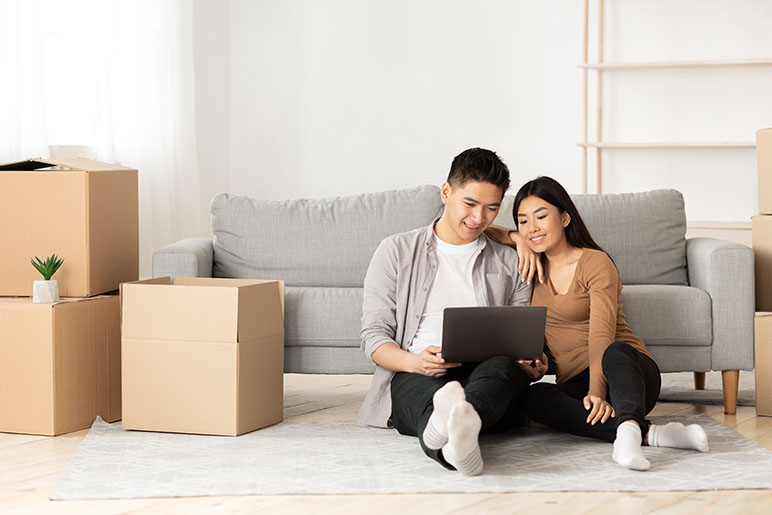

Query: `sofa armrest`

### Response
(686, 237, 755, 371)
(152, 238, 214, 278)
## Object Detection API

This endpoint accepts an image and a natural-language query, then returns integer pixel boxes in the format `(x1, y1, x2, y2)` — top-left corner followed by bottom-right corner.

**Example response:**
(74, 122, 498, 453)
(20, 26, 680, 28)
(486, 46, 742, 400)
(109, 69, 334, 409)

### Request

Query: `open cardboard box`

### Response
(0, 295, 121, 436)
(121, 277, 285, 436)
(753, 215, 772, 312)
(0, 157, 138, 297)
(756, 313, 772, 417)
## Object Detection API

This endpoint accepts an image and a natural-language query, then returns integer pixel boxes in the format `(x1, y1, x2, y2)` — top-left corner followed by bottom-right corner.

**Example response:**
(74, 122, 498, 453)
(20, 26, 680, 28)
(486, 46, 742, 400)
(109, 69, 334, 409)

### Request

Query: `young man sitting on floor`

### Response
(356, 147, 543, 475)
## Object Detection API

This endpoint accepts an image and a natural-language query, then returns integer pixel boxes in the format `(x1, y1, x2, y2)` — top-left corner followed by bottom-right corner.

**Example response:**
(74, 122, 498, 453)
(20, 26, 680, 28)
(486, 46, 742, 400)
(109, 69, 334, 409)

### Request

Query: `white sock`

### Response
(612, 421, 650, 471)
(648, 422, 709, 452)
(423, 381, 465, 450)
(442, 401, 483, 476)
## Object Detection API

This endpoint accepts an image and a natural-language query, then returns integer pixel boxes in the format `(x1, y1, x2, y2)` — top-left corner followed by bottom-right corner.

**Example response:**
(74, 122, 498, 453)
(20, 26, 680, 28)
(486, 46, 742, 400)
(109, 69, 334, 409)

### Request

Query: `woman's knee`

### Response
(602, 341, 636, 370)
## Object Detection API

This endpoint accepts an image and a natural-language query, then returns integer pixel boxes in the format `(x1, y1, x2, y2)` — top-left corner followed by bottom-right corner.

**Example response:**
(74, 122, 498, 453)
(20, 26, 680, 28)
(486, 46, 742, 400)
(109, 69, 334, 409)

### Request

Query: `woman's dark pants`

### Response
(524, 342, 661, 443)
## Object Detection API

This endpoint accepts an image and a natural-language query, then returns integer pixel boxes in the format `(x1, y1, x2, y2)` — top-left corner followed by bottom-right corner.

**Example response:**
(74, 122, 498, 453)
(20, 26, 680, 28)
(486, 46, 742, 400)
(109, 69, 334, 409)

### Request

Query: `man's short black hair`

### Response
(446, 148, 510, 192)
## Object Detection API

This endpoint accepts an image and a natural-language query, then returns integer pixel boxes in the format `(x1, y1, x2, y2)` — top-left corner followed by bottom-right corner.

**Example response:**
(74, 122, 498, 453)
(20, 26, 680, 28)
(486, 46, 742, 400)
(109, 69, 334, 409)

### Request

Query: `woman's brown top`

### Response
(531, 248, 651, 399)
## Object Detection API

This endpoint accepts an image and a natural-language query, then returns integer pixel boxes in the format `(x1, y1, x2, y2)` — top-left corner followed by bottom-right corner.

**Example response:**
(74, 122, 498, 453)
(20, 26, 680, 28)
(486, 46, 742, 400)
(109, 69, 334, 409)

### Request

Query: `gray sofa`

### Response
(152, 185, 755, 413)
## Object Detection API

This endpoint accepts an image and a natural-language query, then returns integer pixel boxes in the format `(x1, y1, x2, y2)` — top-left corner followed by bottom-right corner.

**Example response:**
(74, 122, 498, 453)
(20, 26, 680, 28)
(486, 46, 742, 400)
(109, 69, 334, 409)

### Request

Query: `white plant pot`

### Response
(33, 280, 59, 303)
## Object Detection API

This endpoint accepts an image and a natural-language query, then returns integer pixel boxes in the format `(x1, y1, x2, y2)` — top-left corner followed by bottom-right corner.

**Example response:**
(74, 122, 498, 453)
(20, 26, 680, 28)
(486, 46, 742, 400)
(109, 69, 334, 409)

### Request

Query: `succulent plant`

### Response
(30, 254, 64, 281)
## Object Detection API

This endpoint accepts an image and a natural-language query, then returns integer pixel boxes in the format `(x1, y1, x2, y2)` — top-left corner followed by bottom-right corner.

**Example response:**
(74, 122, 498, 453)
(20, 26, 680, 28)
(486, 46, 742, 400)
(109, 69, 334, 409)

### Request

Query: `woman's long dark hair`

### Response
(513, 176, 608, 266)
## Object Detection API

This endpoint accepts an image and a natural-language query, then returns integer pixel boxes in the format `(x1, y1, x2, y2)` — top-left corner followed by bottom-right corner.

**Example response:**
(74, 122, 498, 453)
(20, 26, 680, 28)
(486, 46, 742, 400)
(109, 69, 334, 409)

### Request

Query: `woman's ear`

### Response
(562, 212, 571, 228)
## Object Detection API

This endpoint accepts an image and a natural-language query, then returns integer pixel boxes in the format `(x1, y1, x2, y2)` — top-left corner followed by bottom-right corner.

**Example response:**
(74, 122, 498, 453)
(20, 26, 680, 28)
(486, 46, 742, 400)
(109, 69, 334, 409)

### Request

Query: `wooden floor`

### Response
(2, 374, 772, 514)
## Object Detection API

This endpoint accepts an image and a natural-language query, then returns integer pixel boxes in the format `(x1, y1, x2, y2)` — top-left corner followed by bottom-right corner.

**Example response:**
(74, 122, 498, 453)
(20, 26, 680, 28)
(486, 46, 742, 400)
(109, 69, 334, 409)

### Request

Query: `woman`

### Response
(493, 176, 708, 470)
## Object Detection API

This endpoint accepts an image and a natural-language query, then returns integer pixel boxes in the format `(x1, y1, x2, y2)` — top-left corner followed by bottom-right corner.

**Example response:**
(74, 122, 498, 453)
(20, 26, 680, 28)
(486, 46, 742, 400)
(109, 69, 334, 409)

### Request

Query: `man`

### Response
(356, 147, 536, 476)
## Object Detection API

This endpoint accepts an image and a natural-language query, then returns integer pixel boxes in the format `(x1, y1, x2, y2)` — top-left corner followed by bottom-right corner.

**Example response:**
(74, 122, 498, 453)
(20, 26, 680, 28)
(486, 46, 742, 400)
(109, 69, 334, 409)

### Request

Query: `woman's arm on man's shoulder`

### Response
(485, 224, 544, 284)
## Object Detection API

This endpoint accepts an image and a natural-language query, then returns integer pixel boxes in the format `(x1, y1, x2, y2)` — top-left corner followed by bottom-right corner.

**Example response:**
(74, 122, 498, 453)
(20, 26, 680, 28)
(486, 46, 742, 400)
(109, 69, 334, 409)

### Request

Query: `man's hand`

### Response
(583, 394, 615, 425)
(509, 230, 544, 284)
(411, 345, 462, 377)
(517, 352, 548, 381)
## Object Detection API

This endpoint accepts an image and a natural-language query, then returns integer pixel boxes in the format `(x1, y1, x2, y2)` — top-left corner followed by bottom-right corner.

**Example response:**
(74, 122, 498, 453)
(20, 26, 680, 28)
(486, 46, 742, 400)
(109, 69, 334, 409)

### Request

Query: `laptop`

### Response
(440, 306, 547, 362)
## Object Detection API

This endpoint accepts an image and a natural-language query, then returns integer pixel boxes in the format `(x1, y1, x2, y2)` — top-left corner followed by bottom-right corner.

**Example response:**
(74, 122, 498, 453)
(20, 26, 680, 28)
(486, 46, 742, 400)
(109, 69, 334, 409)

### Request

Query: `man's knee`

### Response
(484, 355, 518, 369)
(523, 382, 554, 418)
(478, 355, 520, 378)
(525, 382, 554, 403)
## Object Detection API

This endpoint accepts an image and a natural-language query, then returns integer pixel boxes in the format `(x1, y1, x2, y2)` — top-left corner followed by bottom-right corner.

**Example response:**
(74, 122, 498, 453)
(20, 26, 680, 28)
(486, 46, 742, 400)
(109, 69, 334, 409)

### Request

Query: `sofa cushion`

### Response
(211, 186, 444, 287)
(496, 189, 688, 285)
(282, 285, 712, 354)
(284, 286, 363, 348)
(620, 284, 712, 348)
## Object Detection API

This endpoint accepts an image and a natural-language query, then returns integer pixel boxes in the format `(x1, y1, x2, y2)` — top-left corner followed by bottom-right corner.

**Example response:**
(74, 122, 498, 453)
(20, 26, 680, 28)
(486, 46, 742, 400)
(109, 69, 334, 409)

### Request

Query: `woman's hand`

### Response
(583, 394, 615, 425)
(509, 230, 544, 284)
(517, 352, 549, 381)
(411, 346, 461, 377)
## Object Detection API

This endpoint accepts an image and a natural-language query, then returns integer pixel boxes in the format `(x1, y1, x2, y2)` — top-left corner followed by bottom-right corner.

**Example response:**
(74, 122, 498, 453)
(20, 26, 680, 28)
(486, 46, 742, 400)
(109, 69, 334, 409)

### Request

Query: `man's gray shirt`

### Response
(356, 223, 532, 428)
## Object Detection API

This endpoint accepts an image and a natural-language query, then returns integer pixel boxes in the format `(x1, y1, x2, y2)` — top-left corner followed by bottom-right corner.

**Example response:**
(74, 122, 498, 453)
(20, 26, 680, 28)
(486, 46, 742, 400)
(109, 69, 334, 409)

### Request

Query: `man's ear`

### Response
(562, 211, 571, 228)
(440, 182, 452, 204)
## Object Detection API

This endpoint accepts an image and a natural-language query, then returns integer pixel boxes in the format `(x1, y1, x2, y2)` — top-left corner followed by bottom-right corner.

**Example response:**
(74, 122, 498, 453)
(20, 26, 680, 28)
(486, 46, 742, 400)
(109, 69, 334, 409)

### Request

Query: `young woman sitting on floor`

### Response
(489, 176, 709, 470)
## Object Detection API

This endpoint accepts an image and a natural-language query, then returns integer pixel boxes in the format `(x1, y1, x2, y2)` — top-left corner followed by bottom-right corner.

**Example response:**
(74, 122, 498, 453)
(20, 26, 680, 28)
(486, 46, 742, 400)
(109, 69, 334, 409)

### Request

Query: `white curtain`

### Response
(0, 0, 203, 278)
(0, 0, 49, 161)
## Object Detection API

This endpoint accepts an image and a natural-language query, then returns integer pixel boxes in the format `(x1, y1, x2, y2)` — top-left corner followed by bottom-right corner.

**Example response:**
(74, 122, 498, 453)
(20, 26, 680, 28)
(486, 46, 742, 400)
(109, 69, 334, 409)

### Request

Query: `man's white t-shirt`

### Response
(408, 234, 482, 355)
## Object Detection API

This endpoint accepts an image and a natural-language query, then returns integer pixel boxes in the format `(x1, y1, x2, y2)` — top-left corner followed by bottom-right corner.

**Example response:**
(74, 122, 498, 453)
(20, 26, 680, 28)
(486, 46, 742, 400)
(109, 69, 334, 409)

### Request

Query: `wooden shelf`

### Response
(687, 221, 751, 230)
(579, 58, 772, 70)
(577, 142, 756, 149)
(578, 1, 766, 194)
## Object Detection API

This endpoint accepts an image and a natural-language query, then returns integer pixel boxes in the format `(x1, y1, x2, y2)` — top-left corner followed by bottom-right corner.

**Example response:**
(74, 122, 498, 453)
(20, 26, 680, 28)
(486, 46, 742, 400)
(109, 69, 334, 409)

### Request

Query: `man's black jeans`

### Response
(390, 356, 531, 468)
(525, 341, 661, 443)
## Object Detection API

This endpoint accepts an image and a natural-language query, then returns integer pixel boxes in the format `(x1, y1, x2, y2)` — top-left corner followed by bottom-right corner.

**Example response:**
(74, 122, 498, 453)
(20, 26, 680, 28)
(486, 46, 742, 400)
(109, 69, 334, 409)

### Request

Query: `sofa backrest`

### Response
(494, 189, 688, 286)
(211, 185, 445, 287)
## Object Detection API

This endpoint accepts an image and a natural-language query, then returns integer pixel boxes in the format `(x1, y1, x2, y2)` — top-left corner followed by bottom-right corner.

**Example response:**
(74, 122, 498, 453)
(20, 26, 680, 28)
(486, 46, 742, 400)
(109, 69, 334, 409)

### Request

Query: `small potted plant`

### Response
(31, 254, 64, 303)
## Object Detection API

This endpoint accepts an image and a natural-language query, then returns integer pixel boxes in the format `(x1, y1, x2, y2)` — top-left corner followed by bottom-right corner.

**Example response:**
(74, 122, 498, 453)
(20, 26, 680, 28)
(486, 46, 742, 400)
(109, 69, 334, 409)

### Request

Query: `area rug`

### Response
(49, 414, 772, 500)
(657, 371, 755, 406)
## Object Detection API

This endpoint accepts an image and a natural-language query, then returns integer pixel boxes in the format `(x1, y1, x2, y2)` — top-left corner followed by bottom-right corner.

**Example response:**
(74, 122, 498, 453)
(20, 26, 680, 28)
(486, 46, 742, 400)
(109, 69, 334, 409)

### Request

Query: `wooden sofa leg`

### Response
(694, 372, 706, 390)
(722, 370, 739, 414)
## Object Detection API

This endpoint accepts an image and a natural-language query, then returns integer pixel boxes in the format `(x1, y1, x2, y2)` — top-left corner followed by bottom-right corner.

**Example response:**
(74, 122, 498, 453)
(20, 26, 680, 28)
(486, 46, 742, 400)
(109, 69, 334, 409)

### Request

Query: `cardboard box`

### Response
(0, 158, 138, 297)
(0, 295, 121, 435)
(755, 313, 772, 417)
(758, 128, 772, 215)
(121, 277, 284, 436)
(753, 215, 772, 311)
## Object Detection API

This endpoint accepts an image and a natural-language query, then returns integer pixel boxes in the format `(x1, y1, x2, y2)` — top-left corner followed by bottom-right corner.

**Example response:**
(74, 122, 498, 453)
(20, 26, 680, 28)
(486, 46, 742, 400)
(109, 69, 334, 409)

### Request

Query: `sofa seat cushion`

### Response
(621, 285, 712, 348)
(211, 185, 444, 287)
(285, 286, 363, 348)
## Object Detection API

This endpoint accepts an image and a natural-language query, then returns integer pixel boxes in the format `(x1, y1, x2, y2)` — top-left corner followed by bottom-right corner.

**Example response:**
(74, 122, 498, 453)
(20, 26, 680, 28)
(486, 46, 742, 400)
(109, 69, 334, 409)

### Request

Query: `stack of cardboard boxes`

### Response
(0, 158, 139, 435)
(0, 158, 285, 438)
(754, 129, 772, 417)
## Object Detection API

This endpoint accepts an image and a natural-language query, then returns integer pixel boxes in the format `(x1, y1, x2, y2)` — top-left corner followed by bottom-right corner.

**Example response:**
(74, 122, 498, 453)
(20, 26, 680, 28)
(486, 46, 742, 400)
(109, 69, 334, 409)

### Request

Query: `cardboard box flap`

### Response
(50, 157, 136, 172)
(237, 281, 284, 341)
(173, 277, 284, 340)
(0, 158, 76, 171)
(121, 277, 284, 342)
(122, 279, 241, 342)
(0, 158, 136, 173)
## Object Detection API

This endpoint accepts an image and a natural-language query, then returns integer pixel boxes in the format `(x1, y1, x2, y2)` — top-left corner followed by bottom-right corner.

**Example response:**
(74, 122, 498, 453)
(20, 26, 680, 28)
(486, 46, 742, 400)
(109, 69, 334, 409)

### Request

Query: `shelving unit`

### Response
(579, 0, 770, 194)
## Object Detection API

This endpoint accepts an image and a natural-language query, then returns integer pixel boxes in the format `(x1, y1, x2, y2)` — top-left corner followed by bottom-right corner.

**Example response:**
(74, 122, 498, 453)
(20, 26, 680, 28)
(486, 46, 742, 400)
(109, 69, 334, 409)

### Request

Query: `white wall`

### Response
(193, 0, 772, 224)
(599, 0, 772, 221)
(193, 0, 231, 213)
